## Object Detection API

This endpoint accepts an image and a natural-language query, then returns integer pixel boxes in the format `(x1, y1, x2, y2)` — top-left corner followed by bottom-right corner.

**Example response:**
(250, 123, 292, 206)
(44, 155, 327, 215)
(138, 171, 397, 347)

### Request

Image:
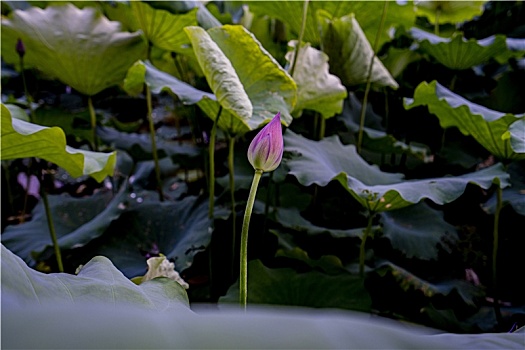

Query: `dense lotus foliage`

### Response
(1, 1, 524, 347)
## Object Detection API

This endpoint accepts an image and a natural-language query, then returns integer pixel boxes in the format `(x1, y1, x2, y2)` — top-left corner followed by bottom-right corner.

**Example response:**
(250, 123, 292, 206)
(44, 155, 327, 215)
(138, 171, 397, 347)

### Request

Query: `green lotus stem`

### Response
(208, 106, 222, 218)
(87, 96, 100, 152)
(359, 213, 375, 277)
(318, 114, 326, 140)
(240, 169, 263, 308)
(289, 0, 309, 77)
(434, 8, 440, 35)
(145, 84, 164, 202)
(492, 185, 503, 323)
(18, 51, 36, 223)
(41, 190, 63, 272)
(357, 1, 389, 154)
(228, 134, 237, 274)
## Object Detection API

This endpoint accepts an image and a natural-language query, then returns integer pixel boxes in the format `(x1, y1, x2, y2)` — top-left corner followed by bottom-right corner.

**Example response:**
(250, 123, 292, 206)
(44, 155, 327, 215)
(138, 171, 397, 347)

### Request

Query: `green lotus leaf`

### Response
(319, 13, 399, 89)
(81, 195, 228, 277)
(509, 118, 525, 154)
(102, 1, 197, 55)
(2, 189, 117, 266)
(275, 207, 379, 239)
(404, 80, 525, 160)
(285, 41, 347, 119)
(415, 1, 487, 24)
(1, 243, 189, 309)
(338, 94, 431, 161)
(247, 1, 417, 50)
(1, 4, 148, 96)
(375, 261, 484, 307)
(409, 28, 507, 70)
(185, 25, 297, 135)
(284, 130, 510, 212)
(379, 202, 458, 260)
(482, 162, 525, 216)
(1, 104, 116, 182)
(220, 260, 372, 312)
(124, 60, 215, 104)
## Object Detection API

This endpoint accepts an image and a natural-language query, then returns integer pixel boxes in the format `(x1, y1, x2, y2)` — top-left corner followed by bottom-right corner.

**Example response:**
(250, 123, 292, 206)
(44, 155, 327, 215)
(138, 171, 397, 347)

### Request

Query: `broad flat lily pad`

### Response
(1, 4, 147, 95)
(220, 260, 372, 312)
(379, 202, 458, 260)
(185, 25, 297, 135)
(319, 13, 399, 89)
(1, 104, 116, 182)
(285, 41, 346, 119)
(284, 130, 510, 212)
(409, 28, 507, 70)
(404, 80, 525, 160)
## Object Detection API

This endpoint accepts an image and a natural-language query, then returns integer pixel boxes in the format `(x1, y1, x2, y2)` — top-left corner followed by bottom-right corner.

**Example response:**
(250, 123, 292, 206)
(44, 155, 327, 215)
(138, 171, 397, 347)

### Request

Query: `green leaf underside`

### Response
(103, 1, 197, 55)
(380, 202, 458, 261)
(509, 119, 525, 154)
(1, 4, 147, 95)
(286, 41, 347, 119)
(248, 1, 417, 50)
(1, 244, 189, 309)
(319, 13, 398, 89)
(415, 1, 486, 24)
(220, 260, 372, 312)
(404, 80, 525, 160)
(1, 104, 116, 182)
(124, 60, 216, 104)
(186, 25, 296, 135)
(284, 130, 510, 212)
(410, 28, 508, 70)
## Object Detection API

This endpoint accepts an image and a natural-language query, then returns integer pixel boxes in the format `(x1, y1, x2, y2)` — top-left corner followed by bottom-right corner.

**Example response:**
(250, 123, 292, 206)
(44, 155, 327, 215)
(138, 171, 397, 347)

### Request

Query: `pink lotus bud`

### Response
(247, 112, 283, 172)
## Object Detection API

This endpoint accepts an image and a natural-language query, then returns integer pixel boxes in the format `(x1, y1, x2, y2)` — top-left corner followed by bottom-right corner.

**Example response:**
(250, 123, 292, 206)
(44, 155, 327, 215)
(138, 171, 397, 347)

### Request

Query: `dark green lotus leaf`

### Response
(379, 202, 458, 260)
(404, 80, 525, 160)
(97, 126, 200, 163)
(124, 60, 215, 105)
(284, 130, 510, 212)
(276, 207, 379, 240)
(1, 104, 116, 182)
(415, 1, 486, 24)
(509, 119, 525, 154)
(220, 260, 372, 312)
(409, 28, 507, 70)
(1, 189, 115, 266)
(381, 47, 422, 78)
(185, 25, 297, 135)
(319, 13, 398, 89)
(86, 195, 228, 278)
(338, 94, 431, 161)
(102, 1, 197, 55)
(275, 247, 346, 275)
(375, 261, 484, 307)
(248, 1, 416, 50)
(1, 244, 189, 309)
(285, 41, 347, 119)
(482, 162, 525, 216)
(1, 4, 147, 96)
(32, 106, 94, 144)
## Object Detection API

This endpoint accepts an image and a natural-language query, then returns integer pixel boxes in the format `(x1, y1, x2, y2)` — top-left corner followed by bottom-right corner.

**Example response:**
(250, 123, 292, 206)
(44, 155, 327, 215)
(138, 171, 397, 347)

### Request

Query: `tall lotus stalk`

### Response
(16, 38, 63, 271)
(240, 112, 284, 309)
